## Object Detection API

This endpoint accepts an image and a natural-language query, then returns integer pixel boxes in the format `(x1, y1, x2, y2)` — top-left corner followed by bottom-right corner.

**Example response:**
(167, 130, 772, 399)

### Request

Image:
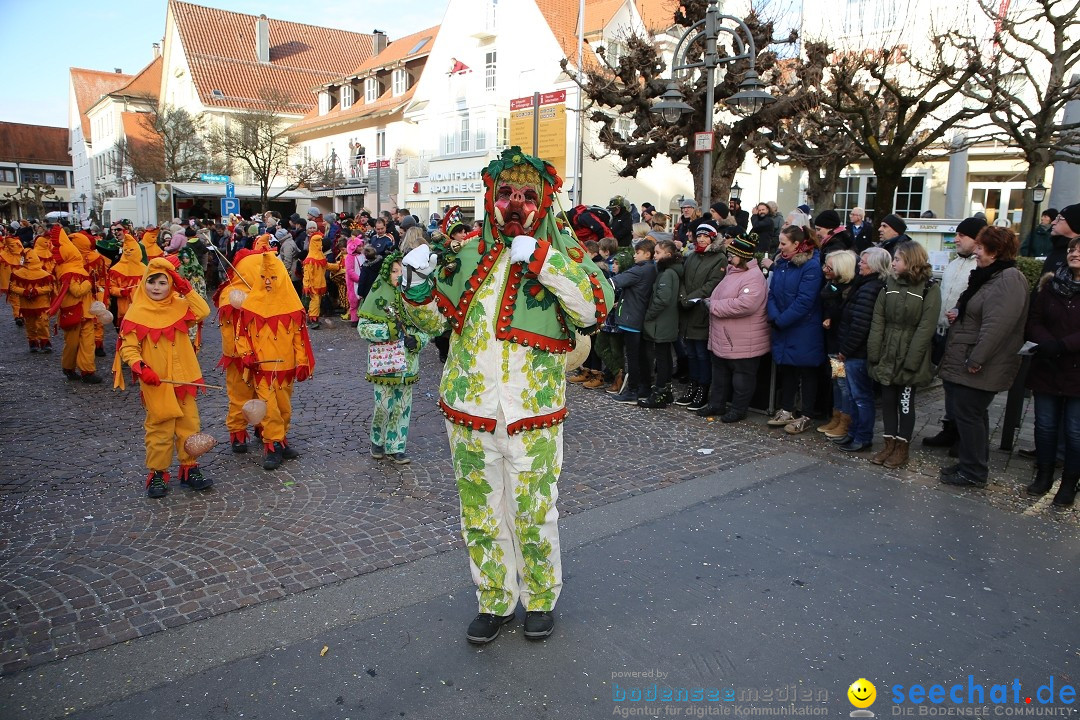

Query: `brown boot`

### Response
(824, 413, 851, 439)
(871, 437, 895, 465)
(567, 367, 590, 384)
(606, 371, 626, 395)
(817, 409, 841, 434)
(582, 371, 606, 389)
(883, 438, 910, 468)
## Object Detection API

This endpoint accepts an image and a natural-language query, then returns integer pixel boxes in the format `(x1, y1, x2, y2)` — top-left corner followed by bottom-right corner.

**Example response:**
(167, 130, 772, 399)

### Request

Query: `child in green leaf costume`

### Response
(357, 253, 444, 465)
(400, 148, 614, 644)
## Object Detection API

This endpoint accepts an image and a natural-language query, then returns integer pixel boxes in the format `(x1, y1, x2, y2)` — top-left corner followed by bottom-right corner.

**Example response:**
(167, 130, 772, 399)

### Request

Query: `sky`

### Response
(0, 0, 449, 129)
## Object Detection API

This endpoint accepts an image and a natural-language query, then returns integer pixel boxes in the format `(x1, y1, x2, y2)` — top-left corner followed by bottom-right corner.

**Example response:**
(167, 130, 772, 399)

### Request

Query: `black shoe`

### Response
(94, 346, 105, 357)
(612, 390, 639, 405)
(1052, 475, 1079, 507)
(14, 317, 24, 327)
(307, 321, 321, 330)
(674, 382, 697, 406)
(839, 439, 872, 452)
(638, 388, 672, 409)
(370, 443, 386, 460)
(466, 612, 515, 644)
(1026, 466, 1056, 496)
(63, 369, 79, 380)
(939, 464, 961, 477)
(180, 466, 213, 491)
(687, 385, 709, 412)
(231, 439, 248, 454)
(720, 410, 746, 423)
(29, 346, 39, 353)
(263, 445, 283, 471)
(278, 442, 300, 460)
(922, 421, 958, 447)
(830, 433, 852, 445)
(948, 444, 959, 458)
(41, 344, 52, 354)
(523, 611, 555, 640)
(695, 405, 725, 417)
(390, 452, 411, 465)
(940, 470, 987, 488)
(80, 372, 103, 384)
(146, 471, 169, 499)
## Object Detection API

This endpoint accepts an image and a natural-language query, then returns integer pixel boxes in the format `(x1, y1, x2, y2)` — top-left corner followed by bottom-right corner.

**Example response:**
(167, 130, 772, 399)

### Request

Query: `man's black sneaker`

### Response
(146, 471, 169, 499)
(466, 613, 515, 644)
(523, 611, 555, 640)
(612, 390, 639, 405)
(940, 470, 987, 488)
(278, 442, 300, 460)
(721, 410, 746, 423)
(695, 405, 725, 418)
(939, 464, 961, 477)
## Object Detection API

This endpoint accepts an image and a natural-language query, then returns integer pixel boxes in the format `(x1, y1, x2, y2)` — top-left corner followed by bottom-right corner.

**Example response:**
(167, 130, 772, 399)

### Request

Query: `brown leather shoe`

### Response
(567, 368, 590, 384)
(871, 437, 896, 465)
(582, 373, 606, 389)
(883, 439, 910, 468)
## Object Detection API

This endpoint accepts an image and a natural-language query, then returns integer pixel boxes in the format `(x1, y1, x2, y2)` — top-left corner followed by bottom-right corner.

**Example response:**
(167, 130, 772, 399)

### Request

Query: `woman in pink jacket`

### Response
(698, 234, 771, 422)
(345, 234, 365, 326)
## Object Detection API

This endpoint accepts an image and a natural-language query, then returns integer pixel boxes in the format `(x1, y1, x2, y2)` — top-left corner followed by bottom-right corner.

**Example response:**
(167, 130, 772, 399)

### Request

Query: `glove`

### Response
(132, 361, 161, 386)
(403, 333, 418, 352)
(1037, 339, 1064, 358)
(401, 245, 437, 288)
(510, 235, 537, 263)
(295, 364, 311, 382)
(165, 254, 182, 269)
(168, 270, 192, 296)
(240, 354, 258, 370)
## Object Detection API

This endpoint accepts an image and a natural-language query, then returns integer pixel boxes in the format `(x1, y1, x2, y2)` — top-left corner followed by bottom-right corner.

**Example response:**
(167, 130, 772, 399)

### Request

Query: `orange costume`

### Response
(234, 252, 315, 470)
(112, 257, 212, 497)
(9, 249, 56, 352)
(33, 235, 57, 278)
(48, 227, 100, 382)
(301, 232, 340, 326)
(214, 249, 260, 452)
(108, 234, 147, 328)
(0, 236, 23, 324)
(141, 228, 164, 260)
(70, 230, 110, 355)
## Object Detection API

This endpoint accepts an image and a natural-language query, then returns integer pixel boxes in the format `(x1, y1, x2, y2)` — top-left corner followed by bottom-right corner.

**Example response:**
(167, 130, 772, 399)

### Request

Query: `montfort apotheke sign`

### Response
(426, 170, 483, 195)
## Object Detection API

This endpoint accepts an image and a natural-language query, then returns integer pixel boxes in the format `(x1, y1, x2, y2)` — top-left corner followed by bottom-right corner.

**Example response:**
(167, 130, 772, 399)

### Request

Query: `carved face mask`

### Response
(492, 164, 542, 238)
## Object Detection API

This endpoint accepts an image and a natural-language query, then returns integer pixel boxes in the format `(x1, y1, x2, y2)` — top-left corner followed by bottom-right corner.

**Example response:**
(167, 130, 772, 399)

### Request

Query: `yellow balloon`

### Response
(848, 679, 876, 709)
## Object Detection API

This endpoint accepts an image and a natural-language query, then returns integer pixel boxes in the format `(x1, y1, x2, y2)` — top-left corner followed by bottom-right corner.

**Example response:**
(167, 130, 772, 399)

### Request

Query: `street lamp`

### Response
(650, 0, 775, 209)
(730, 181, 742, 201)
(1027, 180, 1047, 249)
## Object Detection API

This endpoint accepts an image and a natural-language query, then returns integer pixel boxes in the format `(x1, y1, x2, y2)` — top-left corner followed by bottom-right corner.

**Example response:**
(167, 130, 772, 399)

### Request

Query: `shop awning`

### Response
(169, 183, 313, 200)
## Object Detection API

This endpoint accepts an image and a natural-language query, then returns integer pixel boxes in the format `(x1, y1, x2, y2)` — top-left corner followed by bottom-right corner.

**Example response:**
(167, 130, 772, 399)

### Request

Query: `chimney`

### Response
(372, 29, 388, 55)
(152, 42, 161, 59)
(256, 14, 270, 63)
(114, 68, 123, 74)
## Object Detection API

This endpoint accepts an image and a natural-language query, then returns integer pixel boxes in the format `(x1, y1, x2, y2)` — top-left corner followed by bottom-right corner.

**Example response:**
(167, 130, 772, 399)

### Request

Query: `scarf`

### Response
(956, 259, 1015, 322)
(1049, 263, 1080, 299)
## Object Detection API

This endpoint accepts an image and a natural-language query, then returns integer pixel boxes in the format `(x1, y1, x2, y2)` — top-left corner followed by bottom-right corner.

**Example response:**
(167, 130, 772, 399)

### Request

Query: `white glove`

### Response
(401, 244, 437, 288)
(509, 235, 537, 264)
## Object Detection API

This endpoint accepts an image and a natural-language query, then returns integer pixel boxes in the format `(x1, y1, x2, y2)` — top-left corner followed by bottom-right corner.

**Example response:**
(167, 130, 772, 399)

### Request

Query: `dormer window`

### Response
(341, 84, 354, 110)
(318, 91, 330, 115)
(365, 77, 379, 103)
(392, 68, 409, 96)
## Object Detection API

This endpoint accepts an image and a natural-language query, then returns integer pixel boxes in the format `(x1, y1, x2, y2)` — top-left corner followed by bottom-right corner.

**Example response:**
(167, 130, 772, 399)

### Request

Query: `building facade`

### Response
(1, 122, 75, 221)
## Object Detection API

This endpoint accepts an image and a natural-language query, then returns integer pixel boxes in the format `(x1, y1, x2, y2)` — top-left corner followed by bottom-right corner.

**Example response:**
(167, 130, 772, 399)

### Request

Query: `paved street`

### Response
(1, 304, 1078, 719)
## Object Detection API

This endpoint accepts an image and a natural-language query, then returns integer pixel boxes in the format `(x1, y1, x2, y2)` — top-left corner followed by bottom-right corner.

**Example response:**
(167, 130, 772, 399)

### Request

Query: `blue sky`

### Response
(0, 0, 449, 128)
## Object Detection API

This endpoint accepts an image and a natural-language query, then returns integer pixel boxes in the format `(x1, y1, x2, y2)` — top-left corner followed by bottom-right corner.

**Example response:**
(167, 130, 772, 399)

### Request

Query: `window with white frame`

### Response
(460, 116, 470, 152)
(365, 77, 379, 103)
(833, 173, 928, 221)
(376, 130, 386, 157)
(442, 126, 457, 156)
(485, 51, 497, 92)
(605, 40, 623, 66)
(475, 118, 488, 151)
(318, 91, 330, 115)
(341, 84, 354, 110)
(392, 69, 409, 96)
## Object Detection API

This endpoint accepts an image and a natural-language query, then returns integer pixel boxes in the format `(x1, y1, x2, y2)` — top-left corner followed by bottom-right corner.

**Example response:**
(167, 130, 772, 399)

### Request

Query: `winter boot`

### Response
(606, 371, 626, 395)
(1052, 473, 1079, 507)
(824, 413, 852, 439)
(674, 382, 698, 406)
(638, 386, 673, 409)
(582, 372, 607, 389)
(567, 367, 591, 384)
(1026, 465, 1056, 496)
(179, 464, 213, 491)
(687, 384, 710, 412)
(146, 470, 170, 499)
(278, 441, 300, 460)
(871, 437, 896, 465)
(883, 438, 910, 469)
(817, 409, 841, 434)
(230, 431, 249, 454)
(263, 442, 283, 471)
(922, 420, 958, 447)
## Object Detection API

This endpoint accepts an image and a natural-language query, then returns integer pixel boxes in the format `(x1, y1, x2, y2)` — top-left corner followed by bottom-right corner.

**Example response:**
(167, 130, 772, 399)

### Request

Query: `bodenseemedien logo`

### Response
(849, 679, 877, 718)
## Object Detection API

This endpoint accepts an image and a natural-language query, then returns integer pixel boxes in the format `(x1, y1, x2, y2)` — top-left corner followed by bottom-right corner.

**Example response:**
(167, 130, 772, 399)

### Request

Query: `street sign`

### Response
(220, 197, 241, 217)
(367, 159, 391, 170)
(693, 132, 715, 153)
(200, 173, 230, 183)
(156, 186, 170, 203)
(225, 183, 236, 198)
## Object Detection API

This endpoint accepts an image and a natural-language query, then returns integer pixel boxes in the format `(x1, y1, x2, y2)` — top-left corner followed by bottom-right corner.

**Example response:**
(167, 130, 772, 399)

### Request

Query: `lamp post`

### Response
(1028, 181, 1047, 249)
(730, 180, 742, 202)
(650, 0, 775, 210)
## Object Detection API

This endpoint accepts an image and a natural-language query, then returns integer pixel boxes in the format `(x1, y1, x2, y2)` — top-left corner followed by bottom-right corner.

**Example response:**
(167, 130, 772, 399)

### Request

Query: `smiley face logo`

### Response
(848, 679, 876, 709)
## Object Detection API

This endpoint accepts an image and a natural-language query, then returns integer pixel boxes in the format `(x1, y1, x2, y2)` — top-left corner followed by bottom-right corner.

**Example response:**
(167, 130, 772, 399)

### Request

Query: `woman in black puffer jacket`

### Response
(817, 250, 857, 439)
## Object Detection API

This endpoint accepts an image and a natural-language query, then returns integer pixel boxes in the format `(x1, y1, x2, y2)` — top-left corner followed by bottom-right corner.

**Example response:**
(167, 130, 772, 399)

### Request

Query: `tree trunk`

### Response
(869, 165, 900, 245)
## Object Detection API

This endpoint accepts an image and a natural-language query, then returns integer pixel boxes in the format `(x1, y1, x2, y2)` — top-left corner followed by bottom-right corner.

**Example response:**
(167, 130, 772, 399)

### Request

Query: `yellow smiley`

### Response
(848, 679, 876, 708)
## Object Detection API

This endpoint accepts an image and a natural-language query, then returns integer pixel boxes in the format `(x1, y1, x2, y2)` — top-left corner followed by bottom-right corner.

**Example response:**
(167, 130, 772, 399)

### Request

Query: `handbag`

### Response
(57, 304, 83, 331)
(368, 339, 407, 375)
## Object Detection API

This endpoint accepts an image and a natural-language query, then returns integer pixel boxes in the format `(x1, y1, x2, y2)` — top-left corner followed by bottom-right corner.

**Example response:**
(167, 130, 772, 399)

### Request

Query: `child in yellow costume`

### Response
(301, 224, 340, 329)
(0, 235, 23, 326)
(234, 252, 316, 470)
(34, 235, 56, 277)
(108, 233, 147, 330)
(141, 227, 165, 260)
(214, 248, 260, 453)
(112, 257, 212, 498)
(48, 227, 101, 383)
(70, 230, 110, 357)
(10, 249, 56, 352)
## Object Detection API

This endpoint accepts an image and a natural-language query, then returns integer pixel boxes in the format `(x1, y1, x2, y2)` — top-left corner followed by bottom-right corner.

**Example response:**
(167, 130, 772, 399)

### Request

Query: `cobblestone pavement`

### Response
(0, 304, 1072, 676)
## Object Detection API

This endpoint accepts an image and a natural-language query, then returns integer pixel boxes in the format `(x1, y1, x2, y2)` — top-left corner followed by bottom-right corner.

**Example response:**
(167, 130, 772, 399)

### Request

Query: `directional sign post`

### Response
(200, 173, 230, 184)
(220, 197, 241, 217)
(225, 183, 236, 198)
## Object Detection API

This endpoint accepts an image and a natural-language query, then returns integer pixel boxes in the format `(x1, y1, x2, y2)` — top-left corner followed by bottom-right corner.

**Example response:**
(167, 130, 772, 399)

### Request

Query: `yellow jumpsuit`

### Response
(70, 232, 109, 352)
(49, 230, 96, 376)
(215, 251, 261, 445)
(108, 235, 147, 327)
(0, 237, 23, 322)
(301, 234, 340, 322)
(9, 251, 55, 350)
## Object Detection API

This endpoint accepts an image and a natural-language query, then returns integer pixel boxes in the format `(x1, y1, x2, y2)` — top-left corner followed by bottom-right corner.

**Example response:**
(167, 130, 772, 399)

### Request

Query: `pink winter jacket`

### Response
(707, 259, 771, 359)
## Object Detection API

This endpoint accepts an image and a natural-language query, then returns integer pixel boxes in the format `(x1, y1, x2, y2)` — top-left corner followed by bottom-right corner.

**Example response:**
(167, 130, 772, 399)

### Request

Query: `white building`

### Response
(68, 67, 134, 219)
(0, 122, 75, 221)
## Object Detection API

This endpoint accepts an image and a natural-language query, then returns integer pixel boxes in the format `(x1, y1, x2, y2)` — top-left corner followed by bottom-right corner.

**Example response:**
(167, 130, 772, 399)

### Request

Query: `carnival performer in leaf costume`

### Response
(112, 257, 212, 498)
(108, 233, 147, 330)
(357, 252, 445, 465)
(48, 227, 101, 382)
(401, 147, 613, 644)
(302, 224, 340, 329)
(9, 248, 56, 352)
(234, 251, 316, 471)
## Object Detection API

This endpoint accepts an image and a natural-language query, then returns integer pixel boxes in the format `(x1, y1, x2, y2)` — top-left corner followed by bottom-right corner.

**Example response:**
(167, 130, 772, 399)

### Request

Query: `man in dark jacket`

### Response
(608, 196, 634, 247)
(729, 198, 749, 233)
(877, 214, 908, 256)
(814, 209, 852, 256)
(846, 207, 872, 253)
(610, 238, 657, 404)
(1021, 208, 1056, 258)
(1044, 205, 1080, 275)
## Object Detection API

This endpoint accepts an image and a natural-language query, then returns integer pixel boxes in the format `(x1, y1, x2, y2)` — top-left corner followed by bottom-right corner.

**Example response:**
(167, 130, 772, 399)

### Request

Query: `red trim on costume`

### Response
(493, 261, 573, 351)
(240, 308, 307, 334)
(302, 258, 328, 268)
(303, 286, 328, 296)
(507, 407, 569, 436)
(120, 310, 197, 344)
(217, 354, 242, 371)
(12, 276, 55, 293)
(217, 304, 236, 324)
(590, 274, 609, 324)
(525, 239, 551, 278)
(437, 398, 497, 433)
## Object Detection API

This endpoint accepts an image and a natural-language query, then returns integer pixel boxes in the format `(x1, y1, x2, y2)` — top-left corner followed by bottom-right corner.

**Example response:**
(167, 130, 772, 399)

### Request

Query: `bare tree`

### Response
(2, 183, 58, 221)
(207, 89, 300, 206)
(112, 103, 207, 184)
(563, 0, 815, 204)
(960, 0, 1080, 229)
(289, 156, 346, 190)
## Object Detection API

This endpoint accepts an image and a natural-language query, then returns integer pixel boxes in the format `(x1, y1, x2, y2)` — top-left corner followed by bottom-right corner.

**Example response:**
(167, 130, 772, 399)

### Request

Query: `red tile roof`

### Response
(0, 122, 72, 166)
(69, 68, 134, 141)
(170, 0, 375, 113)
(121, 112, 161, 157)
(342, 25, 438, 81)
(116, 56, 163, 100)
(636, 0, 677, 32)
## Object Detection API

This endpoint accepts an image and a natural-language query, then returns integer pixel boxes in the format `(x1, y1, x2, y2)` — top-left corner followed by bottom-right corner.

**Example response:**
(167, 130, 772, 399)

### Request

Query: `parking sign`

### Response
(220, 197, 241, 217)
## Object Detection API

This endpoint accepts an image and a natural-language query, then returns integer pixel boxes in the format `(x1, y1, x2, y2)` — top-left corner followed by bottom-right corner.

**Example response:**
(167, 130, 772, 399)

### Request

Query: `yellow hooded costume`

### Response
(141, 228, 164, 260)
(70, 230, 110, 352)
(233, 252, 315, 466)
(33, 235, 56, 278)
(0, 235, 23, 322)
(214, 249, 261, 449)
(301, 233, 340, 324)
(48, 227, 98, 379)
(113, 257, 211, 493)
(10, 248, 55, 351)
(108, 233, 148, 325)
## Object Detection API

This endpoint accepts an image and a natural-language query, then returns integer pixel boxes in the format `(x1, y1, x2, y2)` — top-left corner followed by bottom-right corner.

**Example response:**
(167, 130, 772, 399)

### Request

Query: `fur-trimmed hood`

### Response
(786, 250, 814, 267)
